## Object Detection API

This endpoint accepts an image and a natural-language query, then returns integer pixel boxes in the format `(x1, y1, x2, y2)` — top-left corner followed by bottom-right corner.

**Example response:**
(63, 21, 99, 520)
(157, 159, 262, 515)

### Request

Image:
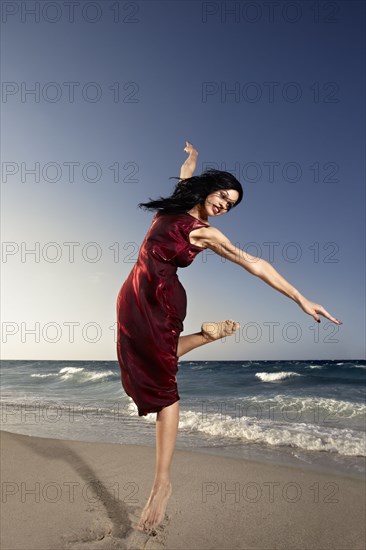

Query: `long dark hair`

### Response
(138, 169, 243, 214)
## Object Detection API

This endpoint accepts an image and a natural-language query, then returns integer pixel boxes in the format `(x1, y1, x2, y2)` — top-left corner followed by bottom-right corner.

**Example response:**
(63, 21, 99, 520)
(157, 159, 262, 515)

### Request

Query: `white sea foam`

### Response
(59, 367, 85, 379)
(64, 370, 116, 382)
(30, 367, 116, 382)
(138, 392, 366, 456)
(307, 364, 324, 369)
(31, 373, 58, 378)
(235, 395, 366, 429)
(255, 371, 301, 382)
(175, 410, 366, 456)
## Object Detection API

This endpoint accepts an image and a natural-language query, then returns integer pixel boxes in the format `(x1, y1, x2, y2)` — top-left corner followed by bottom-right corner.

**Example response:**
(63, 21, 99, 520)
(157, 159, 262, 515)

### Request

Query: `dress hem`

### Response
(138, 397, 180, 417)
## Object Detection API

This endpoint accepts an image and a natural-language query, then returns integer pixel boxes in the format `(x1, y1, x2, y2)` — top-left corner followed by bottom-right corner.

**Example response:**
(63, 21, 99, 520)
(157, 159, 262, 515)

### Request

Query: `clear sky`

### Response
(1, 0, 365, 360)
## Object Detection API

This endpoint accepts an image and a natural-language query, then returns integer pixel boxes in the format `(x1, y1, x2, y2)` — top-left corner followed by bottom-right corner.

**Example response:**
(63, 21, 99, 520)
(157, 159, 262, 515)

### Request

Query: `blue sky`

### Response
(1, 0, 365, 360)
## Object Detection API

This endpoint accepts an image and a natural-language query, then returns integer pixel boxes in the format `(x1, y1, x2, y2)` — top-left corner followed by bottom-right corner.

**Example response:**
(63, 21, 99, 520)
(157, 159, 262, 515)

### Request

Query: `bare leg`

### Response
(137, 401, 178, 534)
(137, 320, 239, 534)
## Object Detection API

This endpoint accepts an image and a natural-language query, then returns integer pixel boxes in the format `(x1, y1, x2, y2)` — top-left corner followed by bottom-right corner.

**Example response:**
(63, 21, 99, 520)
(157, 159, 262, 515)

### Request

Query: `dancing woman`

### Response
(116, 141, 342, 533)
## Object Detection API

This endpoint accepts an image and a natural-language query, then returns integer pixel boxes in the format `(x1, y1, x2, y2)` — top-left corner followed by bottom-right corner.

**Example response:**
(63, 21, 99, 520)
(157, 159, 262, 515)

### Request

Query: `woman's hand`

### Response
(298, 297, 342, 325)
(180, 141, 198, 179)
(183, 141, 198, 158)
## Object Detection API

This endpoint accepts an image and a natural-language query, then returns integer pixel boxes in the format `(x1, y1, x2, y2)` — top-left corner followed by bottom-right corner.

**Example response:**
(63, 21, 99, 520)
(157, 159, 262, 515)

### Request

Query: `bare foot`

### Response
(201, 320, 240, 342)
(136, 480, 172, 535)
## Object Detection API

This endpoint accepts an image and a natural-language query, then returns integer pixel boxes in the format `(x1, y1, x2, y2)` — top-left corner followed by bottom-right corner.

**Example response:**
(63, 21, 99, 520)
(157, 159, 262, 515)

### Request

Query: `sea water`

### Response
(1, 359, 365, 478)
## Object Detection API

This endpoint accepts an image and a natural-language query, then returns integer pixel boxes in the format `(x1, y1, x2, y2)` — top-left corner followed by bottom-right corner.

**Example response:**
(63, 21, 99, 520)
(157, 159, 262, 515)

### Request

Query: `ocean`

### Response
(1, 359, 365, 479)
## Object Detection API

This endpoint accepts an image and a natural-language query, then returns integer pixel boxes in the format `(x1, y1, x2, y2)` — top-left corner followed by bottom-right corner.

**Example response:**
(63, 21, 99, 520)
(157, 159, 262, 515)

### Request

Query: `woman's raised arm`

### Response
(190, 225, 342, 325)
(179, 141, 198, 180)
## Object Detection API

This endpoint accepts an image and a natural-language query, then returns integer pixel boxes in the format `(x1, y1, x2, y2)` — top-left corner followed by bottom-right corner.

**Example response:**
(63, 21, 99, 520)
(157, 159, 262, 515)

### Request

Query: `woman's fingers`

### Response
(184, 141, 197, 156)
(301, 299, 342, 325)
(184, 140, 191, 152)
(316, 305, 342, 325)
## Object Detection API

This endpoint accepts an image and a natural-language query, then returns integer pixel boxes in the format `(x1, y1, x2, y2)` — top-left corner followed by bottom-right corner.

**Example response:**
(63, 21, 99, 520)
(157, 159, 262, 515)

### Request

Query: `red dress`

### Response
(116, 211, 209, 416)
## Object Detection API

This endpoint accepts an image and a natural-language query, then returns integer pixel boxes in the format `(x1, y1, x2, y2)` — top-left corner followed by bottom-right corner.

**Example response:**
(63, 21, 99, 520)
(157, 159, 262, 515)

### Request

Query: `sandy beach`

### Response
(1, 429, 365, 550)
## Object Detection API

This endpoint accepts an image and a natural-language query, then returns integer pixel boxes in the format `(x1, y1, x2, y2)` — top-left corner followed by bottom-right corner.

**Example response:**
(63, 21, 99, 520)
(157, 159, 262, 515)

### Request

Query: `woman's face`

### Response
(203, 189, 240, 217)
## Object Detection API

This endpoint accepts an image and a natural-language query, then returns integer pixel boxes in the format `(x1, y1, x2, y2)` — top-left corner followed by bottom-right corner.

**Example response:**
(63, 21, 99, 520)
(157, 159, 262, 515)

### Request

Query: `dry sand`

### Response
(1, 429, 365, 550)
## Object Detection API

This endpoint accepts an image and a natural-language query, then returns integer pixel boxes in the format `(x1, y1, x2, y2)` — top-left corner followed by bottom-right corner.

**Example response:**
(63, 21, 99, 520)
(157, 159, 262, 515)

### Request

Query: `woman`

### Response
(116, 141, 342, 534)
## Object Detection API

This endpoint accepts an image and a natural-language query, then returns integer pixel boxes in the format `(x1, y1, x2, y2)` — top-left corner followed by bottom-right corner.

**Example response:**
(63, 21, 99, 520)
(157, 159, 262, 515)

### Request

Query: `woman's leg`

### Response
(137, 401, 178, 533)
(137, 320, 239, 533)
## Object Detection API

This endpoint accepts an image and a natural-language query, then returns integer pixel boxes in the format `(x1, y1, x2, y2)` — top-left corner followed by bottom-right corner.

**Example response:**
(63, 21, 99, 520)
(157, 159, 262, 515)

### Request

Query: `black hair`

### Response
(138, 169, 243, 214)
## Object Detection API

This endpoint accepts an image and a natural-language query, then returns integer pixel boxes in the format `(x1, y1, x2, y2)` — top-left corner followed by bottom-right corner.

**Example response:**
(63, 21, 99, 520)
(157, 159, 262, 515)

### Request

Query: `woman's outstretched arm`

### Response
(189, 226, 342, 325)
(179, 141, 198, 179)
